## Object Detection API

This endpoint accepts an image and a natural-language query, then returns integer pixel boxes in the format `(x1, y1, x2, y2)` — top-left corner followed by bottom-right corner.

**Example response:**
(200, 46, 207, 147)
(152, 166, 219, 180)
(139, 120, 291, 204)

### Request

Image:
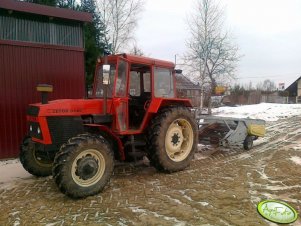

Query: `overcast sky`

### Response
(135, 0, 301, 88)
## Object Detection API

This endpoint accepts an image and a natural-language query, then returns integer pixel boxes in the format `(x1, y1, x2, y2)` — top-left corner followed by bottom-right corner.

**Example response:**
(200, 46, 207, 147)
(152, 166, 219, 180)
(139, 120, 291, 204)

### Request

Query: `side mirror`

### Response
(102, 64, 111, 85)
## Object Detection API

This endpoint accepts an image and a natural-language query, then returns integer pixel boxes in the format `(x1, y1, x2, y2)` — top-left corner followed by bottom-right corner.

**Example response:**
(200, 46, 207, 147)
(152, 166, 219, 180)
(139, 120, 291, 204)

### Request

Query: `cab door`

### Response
(128, 64, 152, 130)
(114, 58, 129, 132)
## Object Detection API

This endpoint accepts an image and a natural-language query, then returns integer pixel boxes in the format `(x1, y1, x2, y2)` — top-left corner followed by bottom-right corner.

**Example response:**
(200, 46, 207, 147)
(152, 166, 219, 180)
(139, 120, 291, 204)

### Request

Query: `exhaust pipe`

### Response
(37, 84, 53, 104)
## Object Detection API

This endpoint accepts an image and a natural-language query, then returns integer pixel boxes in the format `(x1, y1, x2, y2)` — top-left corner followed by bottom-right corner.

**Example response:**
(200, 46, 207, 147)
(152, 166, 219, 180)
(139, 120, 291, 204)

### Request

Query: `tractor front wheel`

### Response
(52, 134, 114, 198)
(20, 136, 53, 177)
(147, 107, 197, 172)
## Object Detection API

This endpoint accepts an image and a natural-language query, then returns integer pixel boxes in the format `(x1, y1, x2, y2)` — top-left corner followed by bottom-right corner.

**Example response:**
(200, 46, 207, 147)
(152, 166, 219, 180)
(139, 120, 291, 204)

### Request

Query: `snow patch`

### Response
(0, 159, 19, 166)
(213, 103, 301, 122)
(179, 190, 193, 201)
(128, 206, 185, 225)
(129, 206, 147, 214)
(163, 195, 183, 205)
(198, 201, 209, 206)
(293, 145, 301, 151)
(290, 156, 301, 165)
(0, 160, 32, 189)
(13, 221, 20, 226)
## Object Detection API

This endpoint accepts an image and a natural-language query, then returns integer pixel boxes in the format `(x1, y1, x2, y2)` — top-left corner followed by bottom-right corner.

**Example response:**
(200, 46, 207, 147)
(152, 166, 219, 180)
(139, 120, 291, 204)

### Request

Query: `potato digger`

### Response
(20, 54, 265, 198)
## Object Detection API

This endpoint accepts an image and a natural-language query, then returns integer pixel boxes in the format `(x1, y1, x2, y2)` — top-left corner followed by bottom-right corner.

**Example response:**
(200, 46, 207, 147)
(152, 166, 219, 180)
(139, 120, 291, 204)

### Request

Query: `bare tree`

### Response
(129, 42, 145, 56)
(185, 0, 240, 112)
(259, 79, 276, 92)
(97, 0, 144, 54)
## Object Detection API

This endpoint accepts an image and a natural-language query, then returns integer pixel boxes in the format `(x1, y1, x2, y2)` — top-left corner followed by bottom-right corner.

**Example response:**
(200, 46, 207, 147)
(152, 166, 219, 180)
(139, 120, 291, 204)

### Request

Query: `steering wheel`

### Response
(144, 100, 151, 111)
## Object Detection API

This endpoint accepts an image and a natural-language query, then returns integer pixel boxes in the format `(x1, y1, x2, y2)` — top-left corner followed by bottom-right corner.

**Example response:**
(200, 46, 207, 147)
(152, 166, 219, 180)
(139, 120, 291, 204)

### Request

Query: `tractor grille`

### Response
(47, 117, 84, 148)
(27, 106, 40, 116)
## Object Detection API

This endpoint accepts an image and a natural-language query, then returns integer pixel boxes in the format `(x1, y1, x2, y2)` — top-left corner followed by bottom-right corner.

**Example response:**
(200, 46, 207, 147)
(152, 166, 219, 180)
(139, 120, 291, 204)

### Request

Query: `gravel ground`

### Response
(0, 116, 301, 225)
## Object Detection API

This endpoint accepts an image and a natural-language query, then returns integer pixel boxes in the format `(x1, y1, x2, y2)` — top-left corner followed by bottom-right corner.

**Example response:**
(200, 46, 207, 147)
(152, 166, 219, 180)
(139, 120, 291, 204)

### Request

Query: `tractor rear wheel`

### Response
(147, 107, 197, 172)
(20, 136, 53, 177)
(52, 134, 114, 198)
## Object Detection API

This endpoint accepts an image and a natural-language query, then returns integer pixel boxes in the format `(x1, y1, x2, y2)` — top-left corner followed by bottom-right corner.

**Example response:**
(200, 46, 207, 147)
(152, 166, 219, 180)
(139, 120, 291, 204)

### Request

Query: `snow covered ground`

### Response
(213, 103, 301, 121)
(0, 159, 31, 189)
(0, 103, 301, 225)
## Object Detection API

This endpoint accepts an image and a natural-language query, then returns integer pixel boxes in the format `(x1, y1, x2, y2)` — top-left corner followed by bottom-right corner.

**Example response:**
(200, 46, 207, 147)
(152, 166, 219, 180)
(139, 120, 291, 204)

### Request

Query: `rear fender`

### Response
(139, 98, 193, 133)
(148, 98, 192, 113)
(84, 124, 125, 161)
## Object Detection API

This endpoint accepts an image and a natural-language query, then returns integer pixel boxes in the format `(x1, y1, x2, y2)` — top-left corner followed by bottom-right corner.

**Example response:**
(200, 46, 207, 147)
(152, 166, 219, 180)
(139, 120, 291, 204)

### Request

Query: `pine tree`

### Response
(81, 0, 107, 87)
(57, 0, 77, 9)
(25, 0, 57, 6)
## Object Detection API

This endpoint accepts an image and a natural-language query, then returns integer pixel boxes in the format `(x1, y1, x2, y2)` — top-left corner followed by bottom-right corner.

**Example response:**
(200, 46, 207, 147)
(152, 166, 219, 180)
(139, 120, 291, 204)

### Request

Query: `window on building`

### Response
(0, 10, 83, 47)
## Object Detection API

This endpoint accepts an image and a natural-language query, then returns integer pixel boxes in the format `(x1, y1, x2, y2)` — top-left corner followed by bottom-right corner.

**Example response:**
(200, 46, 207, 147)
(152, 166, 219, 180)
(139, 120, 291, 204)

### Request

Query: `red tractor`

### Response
(20, 54, 197, 198)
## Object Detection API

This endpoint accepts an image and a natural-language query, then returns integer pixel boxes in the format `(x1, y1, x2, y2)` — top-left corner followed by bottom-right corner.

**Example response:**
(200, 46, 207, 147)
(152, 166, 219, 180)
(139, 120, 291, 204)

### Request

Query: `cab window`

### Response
(129, 65, 151, 96)
(115, 60, 127, 97)
(154, 67, 174, 98)
(129, 71, 140, 96)
(95, 64, 116, 98)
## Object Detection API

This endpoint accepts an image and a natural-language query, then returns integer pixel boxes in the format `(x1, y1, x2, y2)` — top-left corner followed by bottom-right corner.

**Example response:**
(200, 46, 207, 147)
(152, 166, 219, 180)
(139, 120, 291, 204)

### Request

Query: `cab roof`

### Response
(108, 54, 175, 69)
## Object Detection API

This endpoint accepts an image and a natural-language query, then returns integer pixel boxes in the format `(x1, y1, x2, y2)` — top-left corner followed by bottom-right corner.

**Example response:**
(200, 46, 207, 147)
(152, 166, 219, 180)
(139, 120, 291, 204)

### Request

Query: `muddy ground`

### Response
(0, 116, 301, 225)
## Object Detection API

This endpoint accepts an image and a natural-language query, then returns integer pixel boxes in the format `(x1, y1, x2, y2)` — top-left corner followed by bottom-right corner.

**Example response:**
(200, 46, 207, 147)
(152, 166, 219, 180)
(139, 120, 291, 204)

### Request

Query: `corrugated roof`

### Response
(0, 0, 92, 22)
(175, 74, 201, 90)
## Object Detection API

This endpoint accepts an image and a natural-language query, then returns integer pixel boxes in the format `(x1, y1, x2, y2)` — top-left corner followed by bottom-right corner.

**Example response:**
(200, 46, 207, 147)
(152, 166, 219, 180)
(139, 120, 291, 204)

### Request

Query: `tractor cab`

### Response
(91, 54, 179, 133)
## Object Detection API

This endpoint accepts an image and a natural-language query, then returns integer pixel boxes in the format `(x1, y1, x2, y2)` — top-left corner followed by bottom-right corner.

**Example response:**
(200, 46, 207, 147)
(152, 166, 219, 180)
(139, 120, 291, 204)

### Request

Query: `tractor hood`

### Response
(27, 99, 113, 117)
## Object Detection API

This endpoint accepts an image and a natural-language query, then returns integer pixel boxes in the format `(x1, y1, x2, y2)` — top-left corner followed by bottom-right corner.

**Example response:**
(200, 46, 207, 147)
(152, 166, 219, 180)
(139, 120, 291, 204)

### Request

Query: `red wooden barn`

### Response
(0, 0, 92, 159)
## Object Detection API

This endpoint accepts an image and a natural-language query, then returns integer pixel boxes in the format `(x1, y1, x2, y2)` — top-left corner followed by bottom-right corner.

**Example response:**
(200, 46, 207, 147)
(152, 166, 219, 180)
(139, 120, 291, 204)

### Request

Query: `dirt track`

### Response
(1, 116, 301, 225)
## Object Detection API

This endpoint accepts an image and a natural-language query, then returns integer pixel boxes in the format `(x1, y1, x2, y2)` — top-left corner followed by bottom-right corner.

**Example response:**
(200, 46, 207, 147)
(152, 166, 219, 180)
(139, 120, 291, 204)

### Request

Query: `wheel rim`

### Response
(165, 118, 194, 162)
(71, 149, 106, 187)
(248, 140, 253, 149)
(30, 142, 52, 167)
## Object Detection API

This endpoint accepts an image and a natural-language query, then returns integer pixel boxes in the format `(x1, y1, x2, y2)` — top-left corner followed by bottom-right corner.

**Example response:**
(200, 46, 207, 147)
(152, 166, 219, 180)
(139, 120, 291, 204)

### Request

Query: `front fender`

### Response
(84, 124, 125, 161)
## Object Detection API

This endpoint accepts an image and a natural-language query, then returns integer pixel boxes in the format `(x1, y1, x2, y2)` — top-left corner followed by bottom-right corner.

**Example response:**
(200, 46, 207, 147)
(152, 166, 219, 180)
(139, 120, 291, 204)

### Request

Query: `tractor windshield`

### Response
(94, 63, 116, 98)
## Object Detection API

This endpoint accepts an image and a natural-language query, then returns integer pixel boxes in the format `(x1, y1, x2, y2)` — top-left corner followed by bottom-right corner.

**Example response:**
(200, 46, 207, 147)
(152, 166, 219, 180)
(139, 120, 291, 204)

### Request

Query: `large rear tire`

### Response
(20, 136, 53, 177)
(52, 134, 114, 198)
(147, 107, 197, 172)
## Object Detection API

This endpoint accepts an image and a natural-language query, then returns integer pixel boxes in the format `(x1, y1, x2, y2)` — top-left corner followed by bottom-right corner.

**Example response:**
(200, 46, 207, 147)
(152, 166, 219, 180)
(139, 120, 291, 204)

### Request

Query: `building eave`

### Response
(0, 0, 92, 22)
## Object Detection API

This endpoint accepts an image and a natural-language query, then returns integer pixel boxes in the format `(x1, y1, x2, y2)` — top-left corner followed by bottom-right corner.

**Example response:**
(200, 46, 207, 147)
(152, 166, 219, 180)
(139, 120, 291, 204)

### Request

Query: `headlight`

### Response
(28, 122, 43, 140)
